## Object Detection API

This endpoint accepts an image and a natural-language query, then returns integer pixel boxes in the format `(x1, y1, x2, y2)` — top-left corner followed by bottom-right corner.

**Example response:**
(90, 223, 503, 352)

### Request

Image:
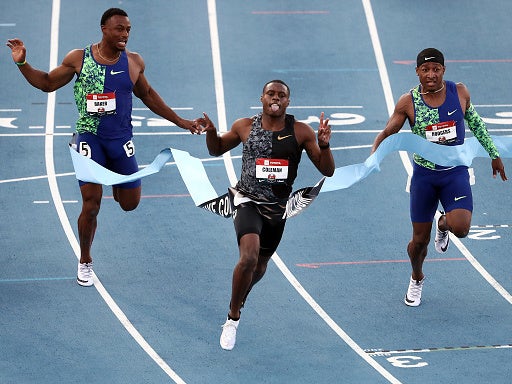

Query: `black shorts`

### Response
(233, 201, 286, 256)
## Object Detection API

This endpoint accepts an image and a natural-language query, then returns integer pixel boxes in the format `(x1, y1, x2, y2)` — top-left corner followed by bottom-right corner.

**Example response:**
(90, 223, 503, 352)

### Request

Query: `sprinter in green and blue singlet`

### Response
(8, 8, 200, 287)
(74, 43, 139, 189)
(372, 48, 507, 307)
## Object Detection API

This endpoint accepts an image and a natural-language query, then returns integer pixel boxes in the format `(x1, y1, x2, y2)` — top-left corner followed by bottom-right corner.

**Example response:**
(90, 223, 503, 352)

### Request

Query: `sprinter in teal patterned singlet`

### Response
(371, 48, 506, 307)
(8, 8, 200, 287)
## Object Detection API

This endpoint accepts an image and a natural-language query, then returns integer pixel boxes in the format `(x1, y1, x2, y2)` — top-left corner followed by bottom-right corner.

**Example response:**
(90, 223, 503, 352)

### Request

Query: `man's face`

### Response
(102, 15, 131, 50)
(260, 82, 290, 116)
(416, 62, 445, 92)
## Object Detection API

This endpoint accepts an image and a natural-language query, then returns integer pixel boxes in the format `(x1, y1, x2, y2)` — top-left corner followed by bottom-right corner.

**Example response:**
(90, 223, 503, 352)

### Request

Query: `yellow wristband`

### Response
(16, 60, 26, 66)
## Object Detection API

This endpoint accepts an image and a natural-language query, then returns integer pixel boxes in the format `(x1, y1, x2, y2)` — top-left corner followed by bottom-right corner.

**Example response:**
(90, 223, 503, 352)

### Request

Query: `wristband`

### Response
(16, 60, 26, 66)
(319, 142, 330, 149)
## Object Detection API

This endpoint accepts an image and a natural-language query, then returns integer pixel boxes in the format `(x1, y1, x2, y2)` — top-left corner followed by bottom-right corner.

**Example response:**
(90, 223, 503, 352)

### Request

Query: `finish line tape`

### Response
(69, 133, 512, 216)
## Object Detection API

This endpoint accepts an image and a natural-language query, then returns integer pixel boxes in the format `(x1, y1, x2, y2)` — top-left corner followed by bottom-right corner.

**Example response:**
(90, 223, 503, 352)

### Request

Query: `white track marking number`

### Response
(123, 140, 135, 157)
(387, 355, 428, 368)
(468, 229, 500, 240)
(79, 141, 91, 159)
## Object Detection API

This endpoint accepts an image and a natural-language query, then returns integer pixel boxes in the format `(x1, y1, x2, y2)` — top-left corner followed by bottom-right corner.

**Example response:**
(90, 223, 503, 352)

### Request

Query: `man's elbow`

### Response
(324, 168, 335, 177)
(39, 85, 54, 93)
(207, 146, 222, 157)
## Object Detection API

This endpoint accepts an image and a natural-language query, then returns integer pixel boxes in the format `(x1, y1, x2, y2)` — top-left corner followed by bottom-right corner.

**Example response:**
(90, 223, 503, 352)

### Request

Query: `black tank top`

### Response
(236, 113, 302, 201)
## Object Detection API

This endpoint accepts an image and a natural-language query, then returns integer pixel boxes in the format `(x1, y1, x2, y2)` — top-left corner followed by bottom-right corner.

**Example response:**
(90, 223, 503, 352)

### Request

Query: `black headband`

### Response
(416, 48, 444, 67)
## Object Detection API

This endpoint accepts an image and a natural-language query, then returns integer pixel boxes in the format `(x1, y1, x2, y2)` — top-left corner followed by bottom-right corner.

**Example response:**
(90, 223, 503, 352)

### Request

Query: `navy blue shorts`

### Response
(410, 164, 473, 223)
(75, 132, 141, 189)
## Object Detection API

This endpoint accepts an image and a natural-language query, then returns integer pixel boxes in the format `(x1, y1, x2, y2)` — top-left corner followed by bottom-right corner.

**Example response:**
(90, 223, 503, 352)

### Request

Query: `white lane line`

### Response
(44, 1, 186, 383)
(362, 0, 412, 178)
(206, 0, 237, 182)
(207, 0, 401, 383)
(450, 234, 512, 304)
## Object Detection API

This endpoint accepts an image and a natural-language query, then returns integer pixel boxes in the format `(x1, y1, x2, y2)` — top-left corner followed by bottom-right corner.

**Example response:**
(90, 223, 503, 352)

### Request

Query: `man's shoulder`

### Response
(231, 117, 253, 133)
(67, 48, 85, 58)
(63, 48, 86, 71)
(234, 116, 253, 124)
(125, 50, 143, 66)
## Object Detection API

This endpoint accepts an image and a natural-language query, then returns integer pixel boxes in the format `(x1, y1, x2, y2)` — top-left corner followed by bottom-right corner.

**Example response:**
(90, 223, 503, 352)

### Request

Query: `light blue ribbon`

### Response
(69, 146, 174, 185)
(69, 146, 218, 204)
(171, 148, 218, 205)
(69, 133, 512, 205)
(321, 134, 512, 192)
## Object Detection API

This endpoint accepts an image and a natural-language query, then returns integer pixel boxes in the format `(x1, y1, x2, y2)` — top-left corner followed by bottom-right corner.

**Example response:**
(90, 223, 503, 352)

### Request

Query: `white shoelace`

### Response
(408, 280, 423, 299)
(79, 263, 93, 279)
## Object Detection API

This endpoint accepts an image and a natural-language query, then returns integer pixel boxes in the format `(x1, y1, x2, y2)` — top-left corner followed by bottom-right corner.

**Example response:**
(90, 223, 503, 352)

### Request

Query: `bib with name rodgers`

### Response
(410, 80, 466, 169)
(425, 120, 457, 144)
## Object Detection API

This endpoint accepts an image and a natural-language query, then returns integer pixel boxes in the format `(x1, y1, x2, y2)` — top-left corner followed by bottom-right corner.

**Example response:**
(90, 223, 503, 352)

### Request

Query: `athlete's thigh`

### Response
(410, 168, 438, 222)
(260, 217, 286, 256)
(439, 166, 473, 213)
(76, 132, 107, 187)
(104, 136, 141, 189)
(104, 136, 139, 173)
(76, 132, 107, 165)
(233, 203, 264, 244)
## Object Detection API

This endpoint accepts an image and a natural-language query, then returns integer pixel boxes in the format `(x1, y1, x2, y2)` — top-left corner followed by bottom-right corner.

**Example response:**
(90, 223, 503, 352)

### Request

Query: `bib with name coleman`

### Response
(255, 158, 289, 183)
(236, 113, 303, 201)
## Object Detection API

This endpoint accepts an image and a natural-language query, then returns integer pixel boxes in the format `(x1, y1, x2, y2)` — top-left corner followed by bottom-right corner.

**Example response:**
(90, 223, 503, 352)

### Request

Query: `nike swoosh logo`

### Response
(454, 196, 467, 201)
(425, 56, 436, 60)
(110, 70, 124, 75)
(441, 237, 450, 252)
(277, 135, 292, 141)
(448, 109, 457, 115)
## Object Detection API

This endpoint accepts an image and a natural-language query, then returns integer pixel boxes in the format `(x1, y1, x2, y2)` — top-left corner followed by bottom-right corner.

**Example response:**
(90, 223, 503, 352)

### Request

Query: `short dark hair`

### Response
(100, 8, 128, 26)
(416, 48, 444, 67)
(263, 79, 290, 97)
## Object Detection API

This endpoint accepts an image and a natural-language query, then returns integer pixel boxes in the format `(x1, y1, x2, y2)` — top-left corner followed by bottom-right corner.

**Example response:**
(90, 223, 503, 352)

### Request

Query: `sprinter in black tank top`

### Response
(199, 79, 335, 350)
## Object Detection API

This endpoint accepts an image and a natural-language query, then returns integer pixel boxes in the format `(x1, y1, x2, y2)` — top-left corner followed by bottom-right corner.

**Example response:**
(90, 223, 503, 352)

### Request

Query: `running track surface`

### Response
(1, 1, 511, 383)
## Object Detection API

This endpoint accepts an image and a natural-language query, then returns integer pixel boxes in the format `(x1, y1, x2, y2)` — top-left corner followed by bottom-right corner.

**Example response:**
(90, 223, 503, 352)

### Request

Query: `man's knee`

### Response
(114, 186, 141, 211)
(446, 209, 472, 238)
(451, 225, 469, 238)
(119, 200, 139, 211)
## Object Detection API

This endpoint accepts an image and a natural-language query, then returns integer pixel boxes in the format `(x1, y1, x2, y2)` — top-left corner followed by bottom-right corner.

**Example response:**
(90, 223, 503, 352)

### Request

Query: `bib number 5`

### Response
(123, 140, 135, 157)
(79, 142, 92, 159)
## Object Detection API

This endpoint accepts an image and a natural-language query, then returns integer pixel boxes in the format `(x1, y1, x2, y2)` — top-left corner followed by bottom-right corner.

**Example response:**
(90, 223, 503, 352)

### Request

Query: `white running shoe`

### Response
(220, 317, 239, 350)
(77, 262, 94, 287)
(404, 276, 425, 307)
(434, 212, 450, 253)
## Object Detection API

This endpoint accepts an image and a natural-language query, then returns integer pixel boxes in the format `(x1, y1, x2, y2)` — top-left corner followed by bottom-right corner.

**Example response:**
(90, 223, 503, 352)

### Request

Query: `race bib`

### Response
(86, 92, 116, 116)
(425, 120, 457, 144)
(256, 158, 289, 183)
